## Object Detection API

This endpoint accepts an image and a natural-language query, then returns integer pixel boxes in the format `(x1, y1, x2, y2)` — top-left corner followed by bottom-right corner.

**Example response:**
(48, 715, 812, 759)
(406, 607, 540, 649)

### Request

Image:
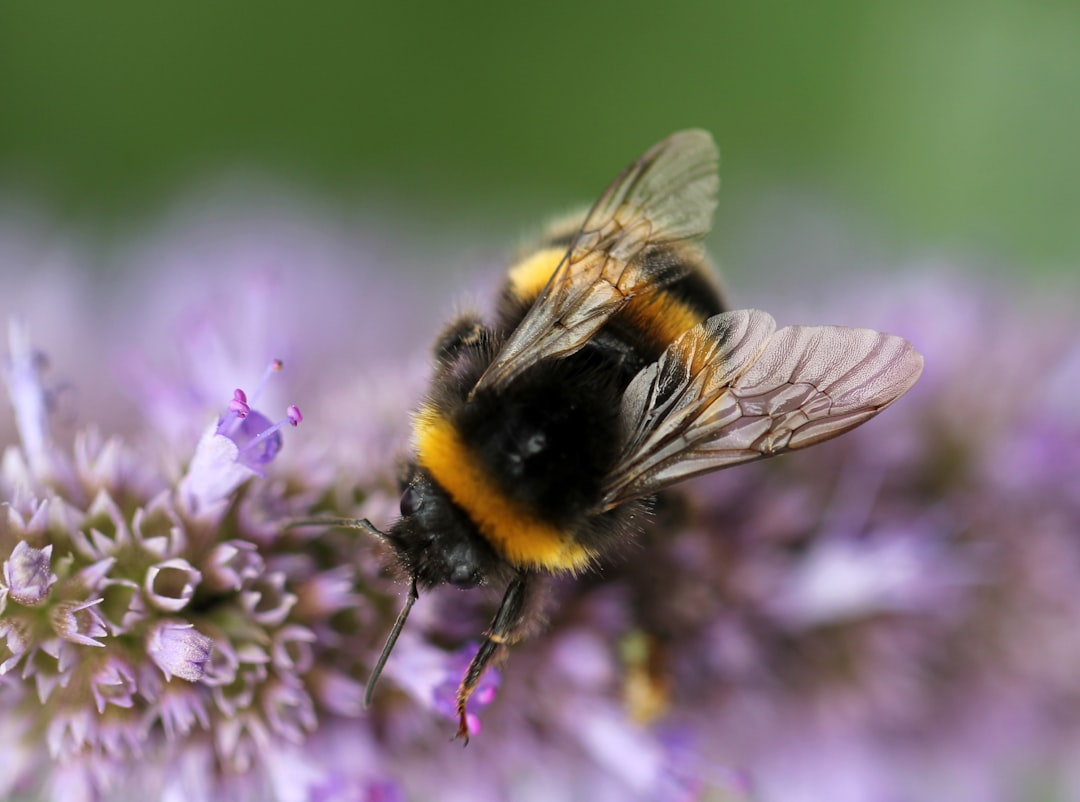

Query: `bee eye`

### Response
(399, 484, 424, 517)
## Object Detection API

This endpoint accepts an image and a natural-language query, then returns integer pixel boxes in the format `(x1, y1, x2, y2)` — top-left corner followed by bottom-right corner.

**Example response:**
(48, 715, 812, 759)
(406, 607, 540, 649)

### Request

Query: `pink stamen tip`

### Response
(271, 359, 284, 372)
(286, 405, 303, 426)
(228, 391, 251, 418)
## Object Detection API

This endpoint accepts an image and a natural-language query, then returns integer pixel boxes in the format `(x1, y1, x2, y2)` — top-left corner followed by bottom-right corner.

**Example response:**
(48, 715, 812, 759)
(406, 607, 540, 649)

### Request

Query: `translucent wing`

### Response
(599, 310, 924, 510)
(471, 129, 719, 395)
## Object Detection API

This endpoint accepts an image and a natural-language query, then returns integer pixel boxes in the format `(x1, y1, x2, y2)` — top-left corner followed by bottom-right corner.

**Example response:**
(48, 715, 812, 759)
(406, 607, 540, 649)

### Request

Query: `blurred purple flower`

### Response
(431, 644, 501, 736)
(3, 540, 57, 606)
(51, 598, 109, 648)
(146, 620, 214, 681)
(0, 202, 1078, 802)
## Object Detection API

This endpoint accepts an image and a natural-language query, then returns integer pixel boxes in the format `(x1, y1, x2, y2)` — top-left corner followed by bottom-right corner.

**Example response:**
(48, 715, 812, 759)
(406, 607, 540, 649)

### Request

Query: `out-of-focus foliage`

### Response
(1, 1, 1078, 272)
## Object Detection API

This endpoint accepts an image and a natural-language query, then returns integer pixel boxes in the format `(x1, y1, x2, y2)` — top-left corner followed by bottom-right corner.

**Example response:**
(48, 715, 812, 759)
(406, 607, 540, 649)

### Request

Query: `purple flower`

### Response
(2, 540, 57, 606)
(202, 539, 263, 592)
(1, 199, 1077, 801)
(144, 557, 202, 612)
(89, 656, 138, 713)
(146, 620, 214, 682)
(179, 362, 303, 516)
(51, 598, 108, 648)
(431, 644, 501, 736)
(0, 274, 323, 798)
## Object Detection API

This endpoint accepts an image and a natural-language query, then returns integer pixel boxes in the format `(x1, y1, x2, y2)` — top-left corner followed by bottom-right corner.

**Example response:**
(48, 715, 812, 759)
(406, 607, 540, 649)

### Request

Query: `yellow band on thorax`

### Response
(413, 405, 595, 573)
(506, 247, 566, 302)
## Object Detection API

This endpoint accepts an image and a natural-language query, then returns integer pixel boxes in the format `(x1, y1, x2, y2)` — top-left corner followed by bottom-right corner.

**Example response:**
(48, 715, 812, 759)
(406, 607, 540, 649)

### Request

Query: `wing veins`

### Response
(471, 130, 719, 395)
(600, 317, 924, 509)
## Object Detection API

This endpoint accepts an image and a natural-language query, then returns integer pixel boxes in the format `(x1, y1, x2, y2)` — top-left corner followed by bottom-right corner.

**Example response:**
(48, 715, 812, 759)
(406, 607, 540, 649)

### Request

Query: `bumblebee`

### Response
(349, 130, 923, 740)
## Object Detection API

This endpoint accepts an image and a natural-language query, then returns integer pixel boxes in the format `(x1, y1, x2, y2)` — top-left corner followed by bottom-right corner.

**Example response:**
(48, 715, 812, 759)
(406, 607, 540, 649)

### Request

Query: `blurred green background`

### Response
(1, 1, 1078, 278)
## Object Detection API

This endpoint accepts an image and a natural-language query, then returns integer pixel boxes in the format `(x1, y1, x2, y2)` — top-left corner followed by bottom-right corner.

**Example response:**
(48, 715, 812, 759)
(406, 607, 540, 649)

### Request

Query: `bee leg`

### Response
(434, 315, 489, 362)
(454, 572, 529, 743)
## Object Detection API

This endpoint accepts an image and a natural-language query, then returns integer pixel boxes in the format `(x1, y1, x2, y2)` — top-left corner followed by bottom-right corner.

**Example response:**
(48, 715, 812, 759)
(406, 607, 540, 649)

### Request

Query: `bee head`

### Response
(362, 467, 495, 709)
(386, 469, 491, 590)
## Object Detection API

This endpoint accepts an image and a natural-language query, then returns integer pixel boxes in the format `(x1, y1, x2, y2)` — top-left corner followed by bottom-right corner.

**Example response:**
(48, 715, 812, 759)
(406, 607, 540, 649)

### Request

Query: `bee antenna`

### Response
(364, 576, 419, 708)
(286, 517, 387, 540)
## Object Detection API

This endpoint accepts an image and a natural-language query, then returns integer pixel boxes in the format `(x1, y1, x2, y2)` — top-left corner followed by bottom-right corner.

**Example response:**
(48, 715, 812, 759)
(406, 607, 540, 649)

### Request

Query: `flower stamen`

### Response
(179, 360, 303, 515)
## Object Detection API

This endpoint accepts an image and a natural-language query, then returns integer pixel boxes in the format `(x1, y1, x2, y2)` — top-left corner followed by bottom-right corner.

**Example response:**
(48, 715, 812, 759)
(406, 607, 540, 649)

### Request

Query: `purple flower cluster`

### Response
(0, 208, 1078, 801)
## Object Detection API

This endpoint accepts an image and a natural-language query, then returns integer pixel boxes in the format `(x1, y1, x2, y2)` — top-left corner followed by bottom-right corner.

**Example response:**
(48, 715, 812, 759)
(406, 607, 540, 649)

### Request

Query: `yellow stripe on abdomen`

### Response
(619, 291, 705, 351)
(413, 405, 595, 573)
